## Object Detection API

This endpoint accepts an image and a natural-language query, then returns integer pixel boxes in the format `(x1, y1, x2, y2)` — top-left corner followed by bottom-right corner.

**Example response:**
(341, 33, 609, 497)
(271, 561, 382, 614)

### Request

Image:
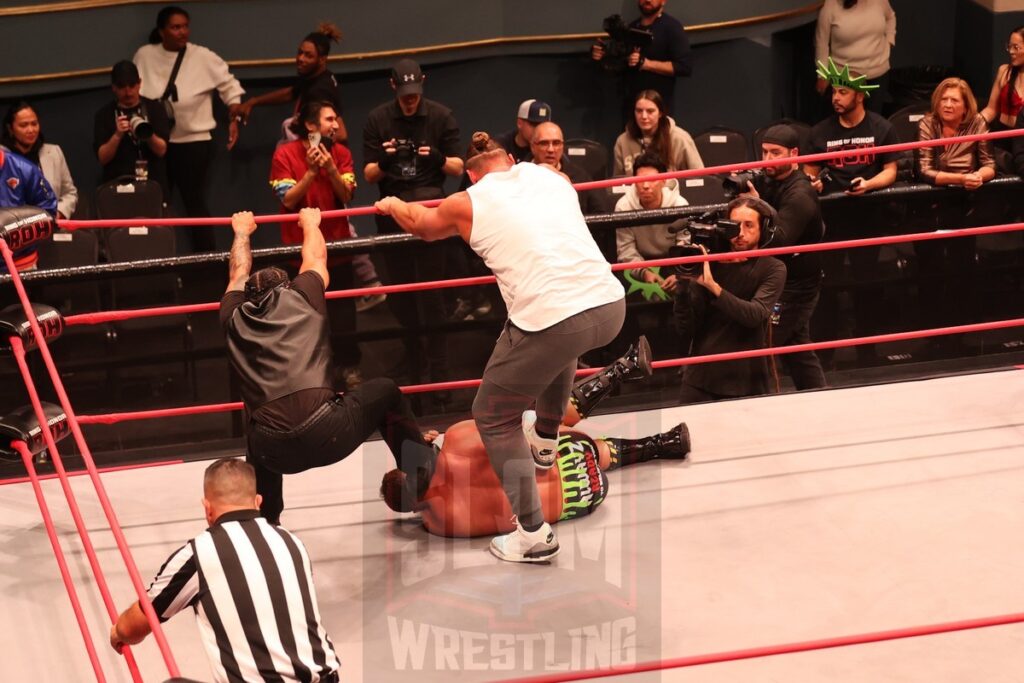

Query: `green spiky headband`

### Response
(816, 57, 879, 97)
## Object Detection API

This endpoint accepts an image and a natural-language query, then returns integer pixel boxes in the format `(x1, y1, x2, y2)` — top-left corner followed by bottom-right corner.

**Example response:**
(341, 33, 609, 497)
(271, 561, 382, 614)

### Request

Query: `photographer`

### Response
(94, 61, 170, 199)
(362, 58, 462, 388)
(591, 0, 692, 116)
(739, 124, 827, 390)
(673, 197, 786, 404)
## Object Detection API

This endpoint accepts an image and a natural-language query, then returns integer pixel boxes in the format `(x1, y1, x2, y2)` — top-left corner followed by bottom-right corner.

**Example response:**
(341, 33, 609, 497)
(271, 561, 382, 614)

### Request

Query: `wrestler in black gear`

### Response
(220, 208, 434, 524)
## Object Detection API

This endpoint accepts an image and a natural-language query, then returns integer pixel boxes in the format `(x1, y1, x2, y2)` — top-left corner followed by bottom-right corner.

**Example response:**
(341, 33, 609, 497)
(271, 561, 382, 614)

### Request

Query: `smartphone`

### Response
(308, 132, 321, 148)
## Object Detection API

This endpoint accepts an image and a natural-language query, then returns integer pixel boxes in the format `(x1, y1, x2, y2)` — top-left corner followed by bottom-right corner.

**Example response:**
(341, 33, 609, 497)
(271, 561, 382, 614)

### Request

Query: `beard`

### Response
(639, 1, 661, 17)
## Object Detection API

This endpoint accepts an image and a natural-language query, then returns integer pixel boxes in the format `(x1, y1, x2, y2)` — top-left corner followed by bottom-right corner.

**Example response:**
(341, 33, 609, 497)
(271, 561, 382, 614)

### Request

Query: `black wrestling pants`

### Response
(246, 378, 433, 524)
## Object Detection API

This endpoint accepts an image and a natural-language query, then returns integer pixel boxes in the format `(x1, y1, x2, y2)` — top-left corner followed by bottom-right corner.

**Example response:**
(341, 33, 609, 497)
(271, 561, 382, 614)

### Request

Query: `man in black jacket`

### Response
(673, 197, 786, 403)
(746, 124, 827, 389)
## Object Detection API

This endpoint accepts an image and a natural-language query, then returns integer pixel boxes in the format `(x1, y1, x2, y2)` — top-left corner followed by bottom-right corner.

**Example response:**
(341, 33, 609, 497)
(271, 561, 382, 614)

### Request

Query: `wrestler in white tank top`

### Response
(467, 162, 623, 331)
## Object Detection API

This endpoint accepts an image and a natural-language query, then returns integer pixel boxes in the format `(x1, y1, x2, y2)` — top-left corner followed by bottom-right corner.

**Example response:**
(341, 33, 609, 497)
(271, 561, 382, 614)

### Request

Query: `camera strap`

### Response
(161, 46, 187, 103)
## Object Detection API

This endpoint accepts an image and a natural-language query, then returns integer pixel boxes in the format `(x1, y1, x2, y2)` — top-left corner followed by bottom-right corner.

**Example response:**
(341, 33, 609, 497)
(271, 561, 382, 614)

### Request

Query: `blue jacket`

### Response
(0, 146, 57, 271)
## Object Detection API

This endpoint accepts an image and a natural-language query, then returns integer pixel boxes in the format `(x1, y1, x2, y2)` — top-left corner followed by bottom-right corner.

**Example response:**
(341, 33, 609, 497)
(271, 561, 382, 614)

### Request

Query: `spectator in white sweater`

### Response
(614, 152, 689, 296)
(134, 5, 244, 250)
(2, 101, 78, 219)
(815, 0, 896, 112)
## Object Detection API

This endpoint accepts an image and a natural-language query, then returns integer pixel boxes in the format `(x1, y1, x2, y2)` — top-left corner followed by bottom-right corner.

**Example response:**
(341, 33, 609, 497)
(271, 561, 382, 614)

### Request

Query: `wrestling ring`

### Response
(1, 130, 1023, 682)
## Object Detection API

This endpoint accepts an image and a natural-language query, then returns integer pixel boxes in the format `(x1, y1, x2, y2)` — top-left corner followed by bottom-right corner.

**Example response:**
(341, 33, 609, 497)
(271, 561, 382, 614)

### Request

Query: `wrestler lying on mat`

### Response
(380, 337, 692, 537)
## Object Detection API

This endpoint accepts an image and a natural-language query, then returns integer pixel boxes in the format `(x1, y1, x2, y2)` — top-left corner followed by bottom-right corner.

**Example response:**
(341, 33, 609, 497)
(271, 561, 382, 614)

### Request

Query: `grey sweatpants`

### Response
(472, 299, 625, 529)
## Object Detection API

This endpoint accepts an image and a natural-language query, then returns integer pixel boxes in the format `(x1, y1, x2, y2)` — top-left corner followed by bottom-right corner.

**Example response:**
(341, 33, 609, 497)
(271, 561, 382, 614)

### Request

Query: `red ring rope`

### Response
(55, 127, 1024, 231)
(0, 240, 181, 679)
(11, 440, 108, 683)
(67, 316, 1024, 425)
(61, 222, 1024, 327)
(495, 611, 1024, 682)
(9, 336, 144, 682)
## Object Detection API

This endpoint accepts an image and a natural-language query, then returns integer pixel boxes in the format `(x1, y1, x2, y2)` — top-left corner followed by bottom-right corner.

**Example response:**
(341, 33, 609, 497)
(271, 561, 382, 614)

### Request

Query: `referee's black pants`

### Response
(246, 378, 433, 524)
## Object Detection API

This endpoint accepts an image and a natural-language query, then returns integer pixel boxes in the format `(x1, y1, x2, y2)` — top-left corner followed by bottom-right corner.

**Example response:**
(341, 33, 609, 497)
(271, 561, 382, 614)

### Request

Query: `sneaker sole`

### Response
(489, 542, 561, 563)
(532, 453, 556, 470)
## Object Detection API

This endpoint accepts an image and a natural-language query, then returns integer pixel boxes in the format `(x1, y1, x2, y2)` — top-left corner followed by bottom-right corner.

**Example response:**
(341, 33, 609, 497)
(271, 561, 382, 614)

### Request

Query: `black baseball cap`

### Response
(111, 60, 141, 87)
(391, 58, 424, 96)
(761, 124, 800, 150)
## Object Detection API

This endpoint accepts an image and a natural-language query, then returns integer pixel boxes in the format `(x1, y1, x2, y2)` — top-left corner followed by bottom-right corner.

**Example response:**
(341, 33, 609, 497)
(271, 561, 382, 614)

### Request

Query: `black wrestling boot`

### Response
(604, 423, 690, 470)
(570, 336, 653, 419)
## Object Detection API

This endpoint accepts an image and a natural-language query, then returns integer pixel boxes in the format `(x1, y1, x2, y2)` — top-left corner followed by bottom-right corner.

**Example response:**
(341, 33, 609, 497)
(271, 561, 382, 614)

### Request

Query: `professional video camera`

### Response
(721, 169, 765, 199)
(667, 211, 740, 278)
(596, 14, 654, 73)
(115, 107, 154, 141)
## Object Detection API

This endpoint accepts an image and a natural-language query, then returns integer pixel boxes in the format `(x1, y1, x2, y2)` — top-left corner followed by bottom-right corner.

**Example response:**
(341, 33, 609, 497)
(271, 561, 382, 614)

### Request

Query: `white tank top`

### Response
(467, 162, 623, 331)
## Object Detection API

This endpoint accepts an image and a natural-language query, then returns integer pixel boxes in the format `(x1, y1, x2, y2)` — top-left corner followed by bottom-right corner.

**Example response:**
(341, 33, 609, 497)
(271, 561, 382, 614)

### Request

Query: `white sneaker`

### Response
(522, 410, 558, 469)
(490, 519, 560, 563)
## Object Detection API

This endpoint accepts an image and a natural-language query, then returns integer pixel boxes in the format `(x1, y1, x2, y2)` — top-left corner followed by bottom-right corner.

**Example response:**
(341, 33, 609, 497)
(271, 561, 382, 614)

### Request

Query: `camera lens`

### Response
(130, 115, 153, 140)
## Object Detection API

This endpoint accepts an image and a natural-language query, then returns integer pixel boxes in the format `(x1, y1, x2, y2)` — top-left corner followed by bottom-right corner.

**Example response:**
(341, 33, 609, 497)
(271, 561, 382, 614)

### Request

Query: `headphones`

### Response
(726, 196, 778, 247)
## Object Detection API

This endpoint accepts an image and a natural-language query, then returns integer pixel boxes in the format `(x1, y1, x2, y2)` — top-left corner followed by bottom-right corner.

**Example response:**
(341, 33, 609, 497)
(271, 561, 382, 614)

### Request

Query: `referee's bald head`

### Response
(203, 458, 258, 505)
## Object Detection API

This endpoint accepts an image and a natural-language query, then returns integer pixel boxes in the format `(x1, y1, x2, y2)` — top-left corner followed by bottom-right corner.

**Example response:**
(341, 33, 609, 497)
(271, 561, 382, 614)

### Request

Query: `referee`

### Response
(110, 458, 340, 682)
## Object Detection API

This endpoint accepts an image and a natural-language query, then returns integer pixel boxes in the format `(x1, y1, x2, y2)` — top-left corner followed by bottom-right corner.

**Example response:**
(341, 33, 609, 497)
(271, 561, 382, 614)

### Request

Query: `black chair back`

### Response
(676, 175, 728, 208)
(888, 103, 931, 181)
(693, 127, 749, 169)
(94, 178, 163, 220)
(565, 138, 610, 181)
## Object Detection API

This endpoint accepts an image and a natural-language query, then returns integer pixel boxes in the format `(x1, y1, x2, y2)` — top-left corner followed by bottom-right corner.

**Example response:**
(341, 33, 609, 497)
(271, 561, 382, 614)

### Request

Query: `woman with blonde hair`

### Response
(917, 77, 995, 188)
(915, 77, 996, 335)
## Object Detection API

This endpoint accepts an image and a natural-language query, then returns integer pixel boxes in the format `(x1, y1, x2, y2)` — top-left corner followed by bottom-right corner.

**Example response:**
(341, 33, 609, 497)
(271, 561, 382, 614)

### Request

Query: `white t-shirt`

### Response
(133, 42, 245, 144)
(467, 163, 623, 331)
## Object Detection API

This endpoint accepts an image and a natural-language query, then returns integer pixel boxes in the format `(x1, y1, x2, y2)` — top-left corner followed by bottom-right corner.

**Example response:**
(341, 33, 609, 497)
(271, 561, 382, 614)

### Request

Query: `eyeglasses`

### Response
(535, 140, 564, 148)
(1008, 44, 1024, 54)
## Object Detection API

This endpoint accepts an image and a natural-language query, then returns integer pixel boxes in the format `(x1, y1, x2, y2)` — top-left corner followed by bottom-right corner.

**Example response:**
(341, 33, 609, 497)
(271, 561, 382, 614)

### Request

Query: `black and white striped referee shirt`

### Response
(147, 509, 340, 682)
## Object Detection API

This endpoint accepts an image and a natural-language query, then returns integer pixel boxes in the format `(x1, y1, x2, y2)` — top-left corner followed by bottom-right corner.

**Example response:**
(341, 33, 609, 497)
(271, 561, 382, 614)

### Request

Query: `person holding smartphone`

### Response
(269, 99, 362, 388)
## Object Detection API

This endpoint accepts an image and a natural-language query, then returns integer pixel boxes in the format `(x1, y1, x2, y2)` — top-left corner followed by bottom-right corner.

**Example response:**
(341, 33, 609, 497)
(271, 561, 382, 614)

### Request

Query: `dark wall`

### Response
(952, 1, 1024, 103)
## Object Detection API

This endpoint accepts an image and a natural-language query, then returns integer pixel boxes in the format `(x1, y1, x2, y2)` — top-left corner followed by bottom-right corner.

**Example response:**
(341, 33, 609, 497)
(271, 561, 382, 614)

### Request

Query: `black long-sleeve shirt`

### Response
(757, 170, 825, 292)
(674, 257, 786, 397)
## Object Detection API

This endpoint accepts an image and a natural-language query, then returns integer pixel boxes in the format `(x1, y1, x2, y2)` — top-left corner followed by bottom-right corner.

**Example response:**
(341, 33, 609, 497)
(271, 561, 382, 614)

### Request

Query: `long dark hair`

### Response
(1001, 26, 1024, 115)
(1, 100, 44, 164)
(303, 22, 342, 58)
(149, 5, 189, 44)
(626, 90, 673, 170)
(288, 100, 336, 137)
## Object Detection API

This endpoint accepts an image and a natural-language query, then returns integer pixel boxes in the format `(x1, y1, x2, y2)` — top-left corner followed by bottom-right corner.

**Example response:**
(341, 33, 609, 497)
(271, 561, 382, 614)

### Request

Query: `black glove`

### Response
(418, 146, 446, 170)
(377, 148, 398, 172)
